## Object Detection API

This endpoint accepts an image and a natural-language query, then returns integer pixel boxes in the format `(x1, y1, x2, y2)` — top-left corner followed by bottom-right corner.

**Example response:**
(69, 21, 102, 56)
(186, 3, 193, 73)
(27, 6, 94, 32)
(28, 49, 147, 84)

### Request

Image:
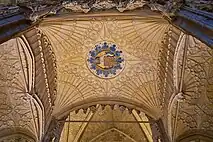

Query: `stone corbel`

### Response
(167, 92, 185, 142)
(175, 92, 185, 102)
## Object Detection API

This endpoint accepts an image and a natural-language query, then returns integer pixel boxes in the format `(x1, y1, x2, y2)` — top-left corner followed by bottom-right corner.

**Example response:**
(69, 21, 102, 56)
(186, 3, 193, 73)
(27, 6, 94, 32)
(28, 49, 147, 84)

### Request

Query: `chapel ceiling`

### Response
(0, 0, 212, 141)
(38, 10, 213, 141)
(39, 10, 170, 120)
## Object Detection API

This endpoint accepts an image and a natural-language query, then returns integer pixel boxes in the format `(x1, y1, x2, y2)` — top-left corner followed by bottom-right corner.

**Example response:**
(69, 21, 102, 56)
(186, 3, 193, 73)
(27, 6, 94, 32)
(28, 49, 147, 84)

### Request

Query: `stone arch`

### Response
(53, 97, 161, 120)
(56, 100, 168, 142)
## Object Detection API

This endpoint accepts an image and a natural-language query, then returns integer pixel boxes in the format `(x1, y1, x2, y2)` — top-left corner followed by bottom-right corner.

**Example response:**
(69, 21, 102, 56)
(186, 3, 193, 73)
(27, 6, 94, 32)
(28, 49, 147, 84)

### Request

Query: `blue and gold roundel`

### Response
(87, 42, 125, 78)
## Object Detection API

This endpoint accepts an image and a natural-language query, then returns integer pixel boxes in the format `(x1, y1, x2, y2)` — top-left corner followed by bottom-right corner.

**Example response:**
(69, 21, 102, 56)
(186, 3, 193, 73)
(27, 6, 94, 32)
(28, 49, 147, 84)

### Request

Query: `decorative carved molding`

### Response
(1, 0, 184, 21)
(63, 0, 148, 13)
(71, 104, 142, 116)
(40, 31, 57, 107)
(23, 28, 57, 129)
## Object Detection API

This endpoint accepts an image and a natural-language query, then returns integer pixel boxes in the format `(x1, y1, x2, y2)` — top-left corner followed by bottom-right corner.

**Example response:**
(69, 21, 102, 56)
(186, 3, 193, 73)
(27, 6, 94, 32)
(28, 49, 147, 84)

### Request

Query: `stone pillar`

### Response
(42, 117, 66, 142)
(147, 115, 170, 142)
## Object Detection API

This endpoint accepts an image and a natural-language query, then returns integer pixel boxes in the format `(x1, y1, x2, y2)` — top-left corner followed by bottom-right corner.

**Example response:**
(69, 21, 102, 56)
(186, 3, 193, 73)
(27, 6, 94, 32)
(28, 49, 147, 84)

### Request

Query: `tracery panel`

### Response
(170, 34, 213, 141)
(0, 38, 41, 141)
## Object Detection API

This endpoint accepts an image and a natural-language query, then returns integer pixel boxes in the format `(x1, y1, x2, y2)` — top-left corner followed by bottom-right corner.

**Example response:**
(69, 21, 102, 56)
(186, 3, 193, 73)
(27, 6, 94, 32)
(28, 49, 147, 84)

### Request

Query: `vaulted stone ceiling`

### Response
(0, 3, 213, 141)
(39, 10, 170, 120)
(38, 9, 213, 140)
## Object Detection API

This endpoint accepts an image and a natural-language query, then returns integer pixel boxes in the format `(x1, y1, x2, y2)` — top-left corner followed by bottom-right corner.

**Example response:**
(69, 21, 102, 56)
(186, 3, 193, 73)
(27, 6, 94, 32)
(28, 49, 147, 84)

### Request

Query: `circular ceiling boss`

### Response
(87, 42, 125, 79)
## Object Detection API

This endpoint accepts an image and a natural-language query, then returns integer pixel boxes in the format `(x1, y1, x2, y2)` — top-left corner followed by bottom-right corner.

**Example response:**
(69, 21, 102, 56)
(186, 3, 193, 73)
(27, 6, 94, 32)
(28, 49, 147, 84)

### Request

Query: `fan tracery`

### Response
(0, 0, 212, 141)
(39, 13, 169, 120)
(0, 38, 42, 141)
(170, 35, 213, 140)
